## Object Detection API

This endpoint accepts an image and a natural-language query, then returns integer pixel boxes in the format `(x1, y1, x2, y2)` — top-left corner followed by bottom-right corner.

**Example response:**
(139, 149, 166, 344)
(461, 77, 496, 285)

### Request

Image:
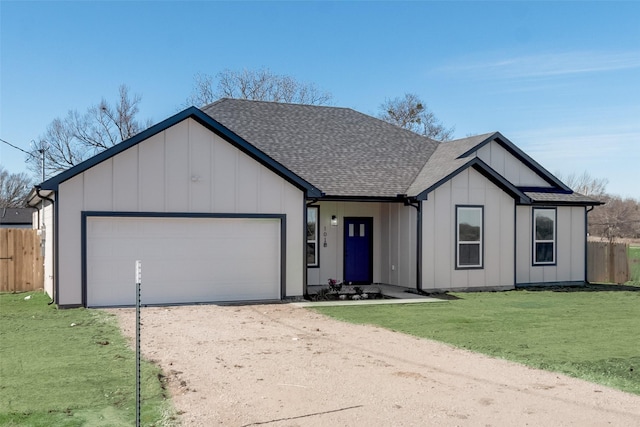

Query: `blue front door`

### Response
(344, 217, 373, 284)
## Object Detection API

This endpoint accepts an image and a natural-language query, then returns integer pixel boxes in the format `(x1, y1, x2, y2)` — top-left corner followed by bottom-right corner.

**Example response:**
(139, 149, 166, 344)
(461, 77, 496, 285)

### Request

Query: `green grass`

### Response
(312, 284, 640, 395)
(0, 292, 176, 426)
(629, 246, 640, 283)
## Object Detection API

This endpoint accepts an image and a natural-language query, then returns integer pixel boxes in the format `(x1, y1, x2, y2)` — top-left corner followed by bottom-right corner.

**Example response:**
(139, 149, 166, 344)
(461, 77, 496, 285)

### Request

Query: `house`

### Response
(0, 207, 35, 229)
(27, 99, 601, 308)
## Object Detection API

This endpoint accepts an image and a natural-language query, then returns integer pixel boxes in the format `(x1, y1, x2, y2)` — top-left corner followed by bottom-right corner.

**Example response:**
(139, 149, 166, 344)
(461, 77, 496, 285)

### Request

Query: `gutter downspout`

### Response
(585, 206, 595, 284)
(35, 187, 56, 305)
(403, 197, 422, 292)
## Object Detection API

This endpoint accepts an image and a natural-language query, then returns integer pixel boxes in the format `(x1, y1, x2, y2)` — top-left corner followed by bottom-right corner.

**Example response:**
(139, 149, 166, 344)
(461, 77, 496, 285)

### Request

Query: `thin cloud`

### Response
(439, 51, 640, 80)
(512, 128, 639, 161)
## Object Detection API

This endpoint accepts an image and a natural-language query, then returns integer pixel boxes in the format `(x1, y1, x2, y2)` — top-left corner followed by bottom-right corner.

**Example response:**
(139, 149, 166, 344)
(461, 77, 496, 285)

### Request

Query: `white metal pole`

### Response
(135, 260, 142, 427)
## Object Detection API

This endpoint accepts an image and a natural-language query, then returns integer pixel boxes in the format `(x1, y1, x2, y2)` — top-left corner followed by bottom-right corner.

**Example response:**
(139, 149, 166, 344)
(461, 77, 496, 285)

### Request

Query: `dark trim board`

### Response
(54, 196, 60, 306)
(531, 206, 558, 267)
(39, 108, 322, 198)
(80, 211, 287, 308)
(454, 205, 485, 270)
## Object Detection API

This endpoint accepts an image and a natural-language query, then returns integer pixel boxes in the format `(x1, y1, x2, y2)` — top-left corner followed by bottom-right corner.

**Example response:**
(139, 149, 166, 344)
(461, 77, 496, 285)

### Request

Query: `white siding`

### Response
(38, 200, 55, 298)
(475, 141, 551, 187)
(55, 118, 304, 306)
(515, 206, 586, 284)
(422, 168, 515, 290)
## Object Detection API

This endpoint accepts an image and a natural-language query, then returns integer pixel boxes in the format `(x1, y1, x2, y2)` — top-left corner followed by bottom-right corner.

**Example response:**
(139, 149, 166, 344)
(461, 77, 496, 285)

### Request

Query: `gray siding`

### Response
(422, 168, 515, 290)
(516, 205, 586, 284)
(475, 141, 551, 187)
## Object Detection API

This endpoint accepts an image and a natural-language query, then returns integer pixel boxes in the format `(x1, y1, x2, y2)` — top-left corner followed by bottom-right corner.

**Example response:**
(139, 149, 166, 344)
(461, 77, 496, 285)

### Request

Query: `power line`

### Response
(0, 137, 36, 157)
(1, 137, 47, 182)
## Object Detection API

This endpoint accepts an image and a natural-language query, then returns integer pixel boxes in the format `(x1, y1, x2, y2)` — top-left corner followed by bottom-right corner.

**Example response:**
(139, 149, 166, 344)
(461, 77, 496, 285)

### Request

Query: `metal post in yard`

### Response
(135, 260, 142, 427)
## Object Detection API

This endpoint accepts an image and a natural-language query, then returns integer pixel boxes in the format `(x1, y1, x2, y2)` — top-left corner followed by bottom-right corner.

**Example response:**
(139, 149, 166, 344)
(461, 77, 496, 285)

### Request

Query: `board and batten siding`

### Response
(54, 118, 304, 306)
(475, 141, 551, 188)
(421, 168, 515, 290)
(380, 203, 417, 288)
(306, 201, 417, 288)
(515, 205, 586, 284)
(306, 201, 389, 286)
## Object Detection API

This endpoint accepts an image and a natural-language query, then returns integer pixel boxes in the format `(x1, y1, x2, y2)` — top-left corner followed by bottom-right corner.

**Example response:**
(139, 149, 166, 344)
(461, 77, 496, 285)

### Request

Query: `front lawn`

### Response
(312, 284, 640, 395)
(0, 292, 176, 426)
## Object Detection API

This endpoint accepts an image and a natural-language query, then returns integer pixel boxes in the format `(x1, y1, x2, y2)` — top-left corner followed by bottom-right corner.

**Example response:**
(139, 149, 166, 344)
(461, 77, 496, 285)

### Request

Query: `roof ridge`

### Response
(206, 97, 352, 111)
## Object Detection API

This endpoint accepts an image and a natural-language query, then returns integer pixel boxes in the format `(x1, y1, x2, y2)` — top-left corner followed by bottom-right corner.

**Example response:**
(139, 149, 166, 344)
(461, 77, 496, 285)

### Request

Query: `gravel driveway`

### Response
(111, 303, 640, 426)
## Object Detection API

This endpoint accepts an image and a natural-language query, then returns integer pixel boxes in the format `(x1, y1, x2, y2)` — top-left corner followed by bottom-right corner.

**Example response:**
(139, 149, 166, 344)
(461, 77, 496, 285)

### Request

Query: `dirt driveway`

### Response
(112, 303, 640, 426)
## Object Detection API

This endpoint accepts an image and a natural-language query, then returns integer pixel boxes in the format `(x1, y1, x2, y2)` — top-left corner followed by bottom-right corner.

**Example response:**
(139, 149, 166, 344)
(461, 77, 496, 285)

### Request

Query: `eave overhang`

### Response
(36, 107, 322, 198)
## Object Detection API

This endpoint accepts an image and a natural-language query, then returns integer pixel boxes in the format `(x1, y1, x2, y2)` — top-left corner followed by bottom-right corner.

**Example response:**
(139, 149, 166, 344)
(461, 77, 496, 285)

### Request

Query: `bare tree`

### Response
(186, 68, 333, 107)
(0, 166, 32, 208)
(557, 171, 640, 240)
(27, 85, 149, 178)
(562, 171, 608, 196)
(589, 194, 640, 241)
(378, 93, 455, 141)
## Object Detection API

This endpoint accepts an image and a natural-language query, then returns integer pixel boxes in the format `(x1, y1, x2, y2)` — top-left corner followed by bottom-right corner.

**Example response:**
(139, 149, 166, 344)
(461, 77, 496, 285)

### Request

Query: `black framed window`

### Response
(306, 206, 318, 267)
(533, 208, 556, 265)
(456, 206, 483, 269)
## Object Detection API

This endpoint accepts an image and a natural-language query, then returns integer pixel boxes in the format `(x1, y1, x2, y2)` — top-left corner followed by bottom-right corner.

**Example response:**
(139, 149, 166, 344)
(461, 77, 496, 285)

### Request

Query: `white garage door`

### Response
(86, 216, 281, 307)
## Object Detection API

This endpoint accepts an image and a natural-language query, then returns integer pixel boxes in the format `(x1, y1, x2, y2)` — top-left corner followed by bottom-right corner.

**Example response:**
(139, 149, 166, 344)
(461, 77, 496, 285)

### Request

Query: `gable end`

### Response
(415, 157, 530, 204)
(458, 132, 571, 192)
(38, 107, 322, 198)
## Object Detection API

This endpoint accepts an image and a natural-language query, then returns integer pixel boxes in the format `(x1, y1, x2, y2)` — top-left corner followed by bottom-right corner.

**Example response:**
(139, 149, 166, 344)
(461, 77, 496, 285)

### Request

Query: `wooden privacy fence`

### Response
(587, 241, 629, 284)
(0, 229, 44, 292)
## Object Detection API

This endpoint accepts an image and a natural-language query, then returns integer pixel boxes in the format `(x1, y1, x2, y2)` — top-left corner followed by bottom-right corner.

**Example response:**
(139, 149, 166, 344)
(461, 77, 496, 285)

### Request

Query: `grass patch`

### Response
(0, 292, 176, 426)
(312, 284, 640, 395)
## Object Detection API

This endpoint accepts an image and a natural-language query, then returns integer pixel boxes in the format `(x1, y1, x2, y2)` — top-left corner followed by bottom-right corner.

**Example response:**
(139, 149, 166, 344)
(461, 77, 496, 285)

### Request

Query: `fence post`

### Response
(135, 260, 142, 427)
(608, 242, 615, 283)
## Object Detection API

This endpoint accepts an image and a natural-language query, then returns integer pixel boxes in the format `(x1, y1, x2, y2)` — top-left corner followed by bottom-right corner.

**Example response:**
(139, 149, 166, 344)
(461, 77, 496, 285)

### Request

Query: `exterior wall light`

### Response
(331, 215, 338, 226)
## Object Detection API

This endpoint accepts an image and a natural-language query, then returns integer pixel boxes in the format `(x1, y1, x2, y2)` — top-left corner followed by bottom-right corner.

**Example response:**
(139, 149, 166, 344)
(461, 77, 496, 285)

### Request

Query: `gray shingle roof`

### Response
(202, 99, 439, 198)
(201, 99, 599, 206)
(524, 191, 603, 205)
(405, 133, 496, 196)
(0, 208, 34, 225)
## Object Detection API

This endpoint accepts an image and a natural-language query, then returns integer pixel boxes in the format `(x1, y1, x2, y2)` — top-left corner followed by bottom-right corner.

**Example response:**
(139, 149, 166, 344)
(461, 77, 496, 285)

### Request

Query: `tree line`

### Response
(561, 172, 640, 241)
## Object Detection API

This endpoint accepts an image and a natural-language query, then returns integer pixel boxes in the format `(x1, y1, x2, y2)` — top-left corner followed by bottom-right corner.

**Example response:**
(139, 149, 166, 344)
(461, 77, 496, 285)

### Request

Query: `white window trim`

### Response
(533, 207, 556, 265)
(456, 205, 484, 269)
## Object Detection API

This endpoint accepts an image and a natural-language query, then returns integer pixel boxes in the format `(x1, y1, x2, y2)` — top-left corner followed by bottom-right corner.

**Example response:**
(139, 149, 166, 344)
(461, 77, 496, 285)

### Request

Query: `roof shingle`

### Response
(202, 99, 599, 206)
(202, 98, 439, 197)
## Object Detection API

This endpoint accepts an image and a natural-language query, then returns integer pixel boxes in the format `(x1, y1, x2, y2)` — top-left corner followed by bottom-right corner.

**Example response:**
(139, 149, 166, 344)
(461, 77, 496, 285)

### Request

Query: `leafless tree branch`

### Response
(0, 165, 33, 207)
(26, 85, 147, 179)
(378, 93, 454, 141)
(186, 68, 332, 107)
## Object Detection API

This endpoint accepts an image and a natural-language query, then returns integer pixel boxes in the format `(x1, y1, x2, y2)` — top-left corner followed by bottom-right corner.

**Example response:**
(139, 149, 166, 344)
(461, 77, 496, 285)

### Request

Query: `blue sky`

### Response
(1, 1, 639, 198)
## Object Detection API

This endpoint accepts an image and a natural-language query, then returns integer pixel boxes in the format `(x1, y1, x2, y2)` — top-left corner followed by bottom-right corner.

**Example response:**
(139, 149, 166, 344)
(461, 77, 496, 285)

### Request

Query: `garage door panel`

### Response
(86, 216, 281, 307)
